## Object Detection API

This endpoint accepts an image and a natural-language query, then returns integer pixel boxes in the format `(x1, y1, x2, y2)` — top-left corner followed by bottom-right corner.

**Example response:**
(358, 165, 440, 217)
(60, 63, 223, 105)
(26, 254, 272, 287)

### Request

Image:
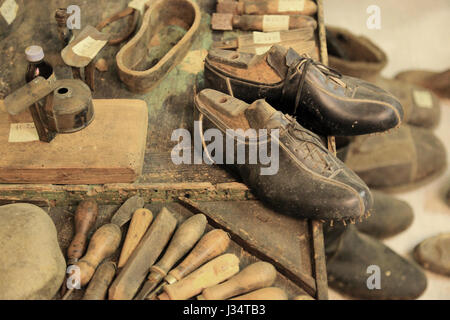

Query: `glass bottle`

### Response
(25, 45, 55, 142)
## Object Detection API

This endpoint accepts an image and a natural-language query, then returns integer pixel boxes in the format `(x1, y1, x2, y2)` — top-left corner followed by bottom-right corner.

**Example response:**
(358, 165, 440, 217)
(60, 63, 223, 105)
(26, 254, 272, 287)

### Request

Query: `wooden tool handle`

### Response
(67, 200, 98, 264)
(151, 214, 207, 277)
(160, 254, 240, 300)
(167, 229, 230, 282)
(77, 223, 121, 286)
(243, 0, 317, 16)
(233, 14, 317, 31)
(231, 287, 288, 300)
(293, 294, 314, 300)
(199, 262, 277, 300)
(117, 208, 153, 269)
(82, 261, 117, 300)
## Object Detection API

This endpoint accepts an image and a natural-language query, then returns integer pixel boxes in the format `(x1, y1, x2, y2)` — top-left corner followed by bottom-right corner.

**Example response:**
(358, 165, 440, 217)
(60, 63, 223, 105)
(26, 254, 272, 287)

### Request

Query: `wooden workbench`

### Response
(0, 0, 329, 299)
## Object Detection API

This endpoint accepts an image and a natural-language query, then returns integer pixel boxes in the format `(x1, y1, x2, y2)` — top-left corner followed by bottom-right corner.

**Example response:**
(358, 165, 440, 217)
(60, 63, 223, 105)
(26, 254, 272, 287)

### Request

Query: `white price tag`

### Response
(72, 36, 107, 60)
(255, 46, 272, 55)
(278, 0, 305, 13)
(253, 31, 281, 44)
(8, 123, 39, 143)
(128, 0, 148, 14)
(262, 15, 290, 32)
(0, 0, 18, 25)
(413, 90, 433, 109)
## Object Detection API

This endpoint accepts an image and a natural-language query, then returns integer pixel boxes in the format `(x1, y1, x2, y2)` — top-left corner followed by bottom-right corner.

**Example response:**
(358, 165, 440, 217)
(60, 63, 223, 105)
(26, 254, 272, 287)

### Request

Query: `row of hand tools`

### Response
(211, 0, 319, 59)
(211, 0, 318, 31)
(60, 196, 311, 300)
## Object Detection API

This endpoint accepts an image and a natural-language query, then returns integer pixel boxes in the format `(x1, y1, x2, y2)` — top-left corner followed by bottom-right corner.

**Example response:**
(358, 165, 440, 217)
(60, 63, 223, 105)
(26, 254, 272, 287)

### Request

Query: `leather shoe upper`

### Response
(205, 45, 403, 136)
(194, 89, 373, 221)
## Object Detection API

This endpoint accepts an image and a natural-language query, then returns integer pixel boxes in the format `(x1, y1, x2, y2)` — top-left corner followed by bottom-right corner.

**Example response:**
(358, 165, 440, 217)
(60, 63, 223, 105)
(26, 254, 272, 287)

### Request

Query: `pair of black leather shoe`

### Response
(196, 45, 404, 222)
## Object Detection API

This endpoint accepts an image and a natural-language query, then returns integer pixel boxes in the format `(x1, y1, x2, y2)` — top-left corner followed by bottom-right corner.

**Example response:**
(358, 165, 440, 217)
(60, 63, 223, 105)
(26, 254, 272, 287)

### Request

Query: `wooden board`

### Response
(0, 99, 147, 184)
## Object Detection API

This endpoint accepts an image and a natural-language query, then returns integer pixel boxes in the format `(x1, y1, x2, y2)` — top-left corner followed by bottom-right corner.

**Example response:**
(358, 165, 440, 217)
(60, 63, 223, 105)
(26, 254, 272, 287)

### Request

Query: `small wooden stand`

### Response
(0, 99, 148, 184)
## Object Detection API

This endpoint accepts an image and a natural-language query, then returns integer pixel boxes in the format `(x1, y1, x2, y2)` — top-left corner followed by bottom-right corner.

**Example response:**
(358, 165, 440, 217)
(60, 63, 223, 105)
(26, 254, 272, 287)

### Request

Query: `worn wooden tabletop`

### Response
(0, 0, 328, 299)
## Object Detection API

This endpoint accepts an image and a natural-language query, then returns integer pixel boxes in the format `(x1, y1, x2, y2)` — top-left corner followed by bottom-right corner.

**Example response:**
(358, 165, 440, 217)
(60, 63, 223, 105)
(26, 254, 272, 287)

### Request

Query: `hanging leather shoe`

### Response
(194, 89, 372, 221)
(204, 45, 403, 136)
(324, 224, 427, 300)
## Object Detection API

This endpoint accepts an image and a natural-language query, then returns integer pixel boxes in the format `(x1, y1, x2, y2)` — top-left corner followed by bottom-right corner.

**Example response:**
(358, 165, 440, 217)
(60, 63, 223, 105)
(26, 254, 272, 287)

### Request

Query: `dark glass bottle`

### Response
(25, 45, 55, 142)
(25, 46, 54, 82)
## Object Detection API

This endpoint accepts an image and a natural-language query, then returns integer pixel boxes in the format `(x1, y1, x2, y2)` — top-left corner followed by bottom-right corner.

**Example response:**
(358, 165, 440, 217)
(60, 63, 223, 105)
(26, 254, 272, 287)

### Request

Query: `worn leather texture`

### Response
(356, 191, 413, 239)
(395, 69, 450, 100)
(194, 89, 373, 221)
(205, 45, 403, 136)
(324, 225, 427, 300)
(344, 125, 447, 191)
(326, 25, 441, 129)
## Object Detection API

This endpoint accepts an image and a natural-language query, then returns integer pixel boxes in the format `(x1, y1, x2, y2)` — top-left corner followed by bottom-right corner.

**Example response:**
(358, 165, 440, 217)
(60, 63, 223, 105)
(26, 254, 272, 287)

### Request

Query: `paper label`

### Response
(72, 36, 107, 60)
(253, 31, 281, 44)
(128, 0, 148, 14)
(278, 0, 305, 12)
(262, 15, 290, 32)
(0, 0, 18, 25)
(8, 123, 39, 143)
(413, 90, 433, 108)
(255, 46, 272, 55)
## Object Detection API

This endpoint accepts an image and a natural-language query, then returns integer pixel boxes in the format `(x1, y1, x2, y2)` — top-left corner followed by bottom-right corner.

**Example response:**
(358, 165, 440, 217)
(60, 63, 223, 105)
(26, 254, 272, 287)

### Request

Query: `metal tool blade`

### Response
(110, 195, 145, 227)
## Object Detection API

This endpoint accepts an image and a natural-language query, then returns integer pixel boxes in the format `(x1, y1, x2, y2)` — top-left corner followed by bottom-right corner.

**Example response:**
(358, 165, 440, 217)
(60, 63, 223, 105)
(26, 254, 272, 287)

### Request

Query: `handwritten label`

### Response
(413, 90, 433, 109)
(72, 36, 107, 60)
(128, 0, 148, 14)
(0, 0, 18, 25)
(8, 123, 39, 143)
(278, 0, 305, 12)
(262, 15, 289, 32)
(253, 31, 281, 44)
(255, 46, 272, 55)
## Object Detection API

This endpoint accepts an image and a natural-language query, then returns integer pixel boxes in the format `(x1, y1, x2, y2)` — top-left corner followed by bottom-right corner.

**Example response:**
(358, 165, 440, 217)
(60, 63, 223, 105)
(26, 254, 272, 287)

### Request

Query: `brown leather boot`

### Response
(414, 233, 450, 277)
(194, 89, 372, 222)
(395, 69, 450, 100)
(356, 191, 413, 239)
(326, 25, 441, 129)
(340, 125, 447, 192)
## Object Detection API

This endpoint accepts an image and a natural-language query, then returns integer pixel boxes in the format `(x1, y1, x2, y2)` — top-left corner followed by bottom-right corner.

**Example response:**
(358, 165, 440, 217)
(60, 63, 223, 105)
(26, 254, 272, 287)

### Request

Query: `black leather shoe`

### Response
(356, 191, 414, 239)
(204, 45, 403, 136)
(324, 225, 427, 300)
(194, 88, 372, 222)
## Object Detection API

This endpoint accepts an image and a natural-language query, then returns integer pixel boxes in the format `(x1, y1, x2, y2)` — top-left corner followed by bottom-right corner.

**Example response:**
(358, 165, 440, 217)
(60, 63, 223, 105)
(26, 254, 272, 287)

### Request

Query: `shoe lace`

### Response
(284, 114, 335, 174)
(285, 56, 345, 115)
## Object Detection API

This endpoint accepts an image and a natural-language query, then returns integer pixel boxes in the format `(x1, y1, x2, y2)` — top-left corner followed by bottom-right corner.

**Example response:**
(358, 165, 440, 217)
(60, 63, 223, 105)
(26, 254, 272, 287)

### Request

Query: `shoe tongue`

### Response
(266, 45, 303, 78)
(244, 100, 278, 129)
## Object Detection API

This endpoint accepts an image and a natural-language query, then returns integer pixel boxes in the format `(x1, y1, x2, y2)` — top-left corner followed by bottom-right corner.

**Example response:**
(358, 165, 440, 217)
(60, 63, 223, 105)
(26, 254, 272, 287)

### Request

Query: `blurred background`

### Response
(324, 0, 450, 300)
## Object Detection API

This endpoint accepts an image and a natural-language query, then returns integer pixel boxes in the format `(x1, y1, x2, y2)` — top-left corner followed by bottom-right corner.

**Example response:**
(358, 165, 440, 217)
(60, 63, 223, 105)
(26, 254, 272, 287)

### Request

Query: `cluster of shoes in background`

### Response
(203, 13, 448, 298)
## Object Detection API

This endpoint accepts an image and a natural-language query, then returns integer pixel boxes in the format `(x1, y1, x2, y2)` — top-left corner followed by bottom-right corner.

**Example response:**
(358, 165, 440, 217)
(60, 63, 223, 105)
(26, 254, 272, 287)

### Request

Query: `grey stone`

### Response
(0, 203, 66, 299)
